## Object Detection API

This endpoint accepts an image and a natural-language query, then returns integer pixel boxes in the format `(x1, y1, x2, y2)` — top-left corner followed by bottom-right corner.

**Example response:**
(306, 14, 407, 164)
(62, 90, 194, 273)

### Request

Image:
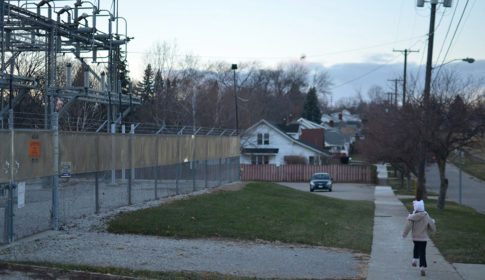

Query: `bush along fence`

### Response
(240, 164, 375, 183)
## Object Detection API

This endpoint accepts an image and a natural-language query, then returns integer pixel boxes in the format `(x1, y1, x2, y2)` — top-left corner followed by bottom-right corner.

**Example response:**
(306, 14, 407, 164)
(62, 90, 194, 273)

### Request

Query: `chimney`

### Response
(300, 128, 324, 150)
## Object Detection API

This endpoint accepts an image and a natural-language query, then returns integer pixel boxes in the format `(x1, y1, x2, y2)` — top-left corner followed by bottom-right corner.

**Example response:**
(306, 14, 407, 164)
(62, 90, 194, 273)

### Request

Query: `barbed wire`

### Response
(0, 111, 237, 136)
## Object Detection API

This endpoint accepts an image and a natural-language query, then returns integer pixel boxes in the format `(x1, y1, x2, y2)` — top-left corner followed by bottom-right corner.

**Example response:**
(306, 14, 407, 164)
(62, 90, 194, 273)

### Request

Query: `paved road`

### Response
(425, 163, 485, 213)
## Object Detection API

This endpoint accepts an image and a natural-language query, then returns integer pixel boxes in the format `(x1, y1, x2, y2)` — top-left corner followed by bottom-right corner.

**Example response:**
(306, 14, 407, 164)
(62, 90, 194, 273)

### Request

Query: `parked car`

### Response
(309, 172, 333, 192)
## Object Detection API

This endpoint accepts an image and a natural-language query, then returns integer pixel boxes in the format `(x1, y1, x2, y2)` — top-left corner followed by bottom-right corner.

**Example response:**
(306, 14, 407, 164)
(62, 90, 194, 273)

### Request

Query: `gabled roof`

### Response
(275, 123, 299, 133)
(297, 117, 331, 130)
(242, 119, 331, 157)
(325, 129, 346, 146)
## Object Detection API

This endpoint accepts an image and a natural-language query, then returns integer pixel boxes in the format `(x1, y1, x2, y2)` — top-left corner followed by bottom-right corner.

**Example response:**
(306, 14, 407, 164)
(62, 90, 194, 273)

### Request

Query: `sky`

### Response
(115, 0, 485, 103)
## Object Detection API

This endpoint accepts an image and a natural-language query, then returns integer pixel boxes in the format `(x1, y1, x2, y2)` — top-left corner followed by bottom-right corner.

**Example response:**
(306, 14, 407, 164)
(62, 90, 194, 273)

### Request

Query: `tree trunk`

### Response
(436, 159, 448, 210)
(399, 169, 404, 188)
(406, 173, 411, 193)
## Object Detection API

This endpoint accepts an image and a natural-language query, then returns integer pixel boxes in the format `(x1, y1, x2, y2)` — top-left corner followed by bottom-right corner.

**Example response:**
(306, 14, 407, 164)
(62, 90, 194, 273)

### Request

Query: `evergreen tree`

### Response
(301, 87, 321, 123)
(118, 57, 131, 95)
(153, 69, 163, 95)
(136, 64, 154, 102)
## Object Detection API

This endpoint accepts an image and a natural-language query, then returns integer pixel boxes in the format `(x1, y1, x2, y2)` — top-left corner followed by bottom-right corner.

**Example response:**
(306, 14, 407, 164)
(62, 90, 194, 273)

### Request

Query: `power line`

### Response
(435, 0, 470, 81)
(435, 1, 459, 66)
(331, 56, 400, 89)
(126, 34, 428, 61)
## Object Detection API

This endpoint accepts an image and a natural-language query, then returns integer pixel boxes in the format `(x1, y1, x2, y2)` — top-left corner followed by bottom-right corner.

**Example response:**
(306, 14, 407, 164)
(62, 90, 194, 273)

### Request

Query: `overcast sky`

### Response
(116, 0, 485, 102)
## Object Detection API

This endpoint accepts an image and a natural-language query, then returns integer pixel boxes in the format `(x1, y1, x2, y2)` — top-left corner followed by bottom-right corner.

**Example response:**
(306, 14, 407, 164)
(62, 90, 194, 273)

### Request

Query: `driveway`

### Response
(280, 182, 375, 201)
(426, 163, 485, 213)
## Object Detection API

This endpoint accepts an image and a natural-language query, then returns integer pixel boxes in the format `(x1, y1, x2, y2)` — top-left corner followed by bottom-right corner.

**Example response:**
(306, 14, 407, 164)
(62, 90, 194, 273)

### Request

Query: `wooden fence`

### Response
(240, 164, 375, 183)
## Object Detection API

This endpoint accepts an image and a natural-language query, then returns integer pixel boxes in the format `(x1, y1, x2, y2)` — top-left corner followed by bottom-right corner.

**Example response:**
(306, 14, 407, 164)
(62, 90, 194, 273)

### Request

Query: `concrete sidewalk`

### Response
(367, 186, 462, 279)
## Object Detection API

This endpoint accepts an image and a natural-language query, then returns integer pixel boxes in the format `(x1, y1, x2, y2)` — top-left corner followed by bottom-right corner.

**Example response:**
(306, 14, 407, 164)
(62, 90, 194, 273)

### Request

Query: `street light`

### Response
(432, 57, 474, 87)
(231, 64, 238, 135)
(434, 57, 475, 69)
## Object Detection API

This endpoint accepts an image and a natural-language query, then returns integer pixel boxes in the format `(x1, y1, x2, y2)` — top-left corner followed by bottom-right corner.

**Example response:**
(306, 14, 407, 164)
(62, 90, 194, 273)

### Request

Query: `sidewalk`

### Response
(368, 164, 485, 279)
(367, 186, 462, 279)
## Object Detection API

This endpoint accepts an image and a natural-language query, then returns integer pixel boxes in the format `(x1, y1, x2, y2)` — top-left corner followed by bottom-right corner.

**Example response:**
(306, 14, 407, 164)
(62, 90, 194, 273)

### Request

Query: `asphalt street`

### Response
(425, 163, 485, 213)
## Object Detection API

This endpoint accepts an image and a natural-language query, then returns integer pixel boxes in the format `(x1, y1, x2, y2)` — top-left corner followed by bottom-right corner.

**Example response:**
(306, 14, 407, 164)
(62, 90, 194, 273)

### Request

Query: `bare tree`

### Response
(426, 71, 485, 209)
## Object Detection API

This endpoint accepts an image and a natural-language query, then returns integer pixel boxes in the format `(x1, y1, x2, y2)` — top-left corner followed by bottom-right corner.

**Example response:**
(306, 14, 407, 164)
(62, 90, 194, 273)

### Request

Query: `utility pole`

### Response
(393, 49, 419, 106)
(387, 78, 403, 107)
(231, 64, 238, 134)
(416, 0, 451, 200)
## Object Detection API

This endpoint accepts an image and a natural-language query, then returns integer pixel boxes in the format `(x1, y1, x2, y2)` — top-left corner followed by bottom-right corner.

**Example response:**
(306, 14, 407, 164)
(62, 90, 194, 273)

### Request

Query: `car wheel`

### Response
(310, 187, 314, 192)
(329, 188, 332, 192)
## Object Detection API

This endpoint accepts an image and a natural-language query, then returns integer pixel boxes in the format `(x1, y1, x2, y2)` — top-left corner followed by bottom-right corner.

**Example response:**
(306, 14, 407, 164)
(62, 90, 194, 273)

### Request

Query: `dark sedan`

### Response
(309, 172, 333, 192)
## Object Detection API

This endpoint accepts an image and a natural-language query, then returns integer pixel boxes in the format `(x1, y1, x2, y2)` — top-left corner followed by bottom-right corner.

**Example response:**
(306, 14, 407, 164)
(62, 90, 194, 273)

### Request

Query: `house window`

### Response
(257, 133, 270, 145)
(309, 156, 315, 165)
(251, 155, 269, 165)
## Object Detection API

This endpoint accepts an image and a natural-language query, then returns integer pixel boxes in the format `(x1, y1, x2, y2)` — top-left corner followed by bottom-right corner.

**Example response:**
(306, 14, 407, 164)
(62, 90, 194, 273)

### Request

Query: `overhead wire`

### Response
(127, 34, 428, 62)
(331, 56, 401, 90)
(434, 0, 471, 83)
(434, 1, 460, 67)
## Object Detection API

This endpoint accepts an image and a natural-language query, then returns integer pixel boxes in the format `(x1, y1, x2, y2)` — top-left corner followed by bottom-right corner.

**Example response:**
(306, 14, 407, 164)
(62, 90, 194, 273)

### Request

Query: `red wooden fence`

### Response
(240, 164, 375, 183)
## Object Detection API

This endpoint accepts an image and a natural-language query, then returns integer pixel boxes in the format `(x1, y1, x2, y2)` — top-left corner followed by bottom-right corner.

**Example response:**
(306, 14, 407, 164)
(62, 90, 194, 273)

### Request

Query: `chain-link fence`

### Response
(0, 155, 240, 244)
(0, 112, 240, 244)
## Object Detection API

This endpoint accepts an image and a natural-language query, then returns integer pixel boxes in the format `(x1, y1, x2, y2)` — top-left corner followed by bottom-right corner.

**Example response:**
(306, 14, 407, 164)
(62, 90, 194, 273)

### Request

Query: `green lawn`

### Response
(401, 199, 485, 264)
(108, 182, 374, 254)
(450, 153, 485, 182)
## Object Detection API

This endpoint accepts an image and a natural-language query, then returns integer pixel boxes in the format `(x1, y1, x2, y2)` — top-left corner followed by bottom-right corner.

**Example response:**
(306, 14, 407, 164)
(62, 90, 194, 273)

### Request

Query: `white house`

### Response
(240, 119, 330, 165)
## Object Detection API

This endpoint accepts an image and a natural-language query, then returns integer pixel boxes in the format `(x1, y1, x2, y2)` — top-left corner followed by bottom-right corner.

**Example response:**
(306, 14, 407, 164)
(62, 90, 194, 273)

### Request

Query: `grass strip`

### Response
(3, 261, 251, 280)
(108, 182, 374, 253)
(401, 199, 485, 264)
(450, 153, 485, 182)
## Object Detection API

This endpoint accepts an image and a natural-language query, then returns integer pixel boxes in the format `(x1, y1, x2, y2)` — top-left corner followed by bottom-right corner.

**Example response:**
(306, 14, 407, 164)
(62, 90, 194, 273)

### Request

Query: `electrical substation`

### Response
(0, 0, 140, 130)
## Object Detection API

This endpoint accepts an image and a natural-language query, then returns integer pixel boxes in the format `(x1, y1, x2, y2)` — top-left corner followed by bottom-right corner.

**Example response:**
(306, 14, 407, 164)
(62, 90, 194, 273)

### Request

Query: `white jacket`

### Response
(402, 211, 436, 241)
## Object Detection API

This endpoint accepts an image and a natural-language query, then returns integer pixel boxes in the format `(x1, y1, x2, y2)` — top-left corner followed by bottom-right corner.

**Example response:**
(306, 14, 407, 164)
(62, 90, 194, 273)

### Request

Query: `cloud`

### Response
(323, 59, 485, 103)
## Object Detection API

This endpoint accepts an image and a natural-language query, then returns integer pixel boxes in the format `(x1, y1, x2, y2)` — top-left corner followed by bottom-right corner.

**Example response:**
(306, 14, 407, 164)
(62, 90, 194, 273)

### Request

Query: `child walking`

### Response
(402, 200, 436, 276)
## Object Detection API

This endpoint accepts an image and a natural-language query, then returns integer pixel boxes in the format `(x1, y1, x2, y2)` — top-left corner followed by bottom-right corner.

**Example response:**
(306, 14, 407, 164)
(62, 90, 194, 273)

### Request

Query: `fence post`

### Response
(121, 124, 126, 181)
(154, 136, 159, 200)
(218, 158, 222, 186)
(205, 139, 208, 188)
(128, 124, 134, 205)
(3, 110, 15, 242)
(175, 137, 180, 195)
(111, 123, 116, 185)
(94, 134, 100, 214)
(95, 171, 99, 214)
(51, 112, 59, 230)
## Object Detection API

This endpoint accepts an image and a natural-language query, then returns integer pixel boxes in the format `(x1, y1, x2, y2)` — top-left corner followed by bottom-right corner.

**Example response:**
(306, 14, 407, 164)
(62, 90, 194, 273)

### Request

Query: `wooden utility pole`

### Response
(393, 49, 419, 106)
(387, 78, 402, 107)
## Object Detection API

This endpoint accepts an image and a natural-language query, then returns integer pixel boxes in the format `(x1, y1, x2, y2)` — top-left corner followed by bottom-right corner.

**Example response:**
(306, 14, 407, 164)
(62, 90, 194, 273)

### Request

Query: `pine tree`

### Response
(136, 64, 154, 102)
(153, 69, 163, 95)
(301, 87, 321, 123)
(118, 57, 131, 95)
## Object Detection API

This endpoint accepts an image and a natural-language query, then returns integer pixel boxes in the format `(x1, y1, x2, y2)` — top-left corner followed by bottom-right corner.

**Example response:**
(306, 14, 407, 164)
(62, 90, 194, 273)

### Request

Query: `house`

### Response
(240, 119, 331, 166)
(297, 117, 349, 156)
(324, 128, 349, 156)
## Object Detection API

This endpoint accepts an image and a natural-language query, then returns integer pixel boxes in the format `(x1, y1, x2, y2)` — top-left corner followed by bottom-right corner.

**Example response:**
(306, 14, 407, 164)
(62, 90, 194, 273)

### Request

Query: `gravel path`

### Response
(0, 184, 368, 279)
